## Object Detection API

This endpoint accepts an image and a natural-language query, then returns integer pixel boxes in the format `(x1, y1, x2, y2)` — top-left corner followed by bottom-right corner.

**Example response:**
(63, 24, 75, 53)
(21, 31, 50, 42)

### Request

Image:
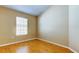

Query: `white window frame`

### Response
(16, 16, 28, 36)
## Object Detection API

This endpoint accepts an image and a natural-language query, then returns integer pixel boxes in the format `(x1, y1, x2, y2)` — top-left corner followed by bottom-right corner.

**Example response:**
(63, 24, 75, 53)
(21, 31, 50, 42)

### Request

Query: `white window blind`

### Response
(16, 17, 28, 35)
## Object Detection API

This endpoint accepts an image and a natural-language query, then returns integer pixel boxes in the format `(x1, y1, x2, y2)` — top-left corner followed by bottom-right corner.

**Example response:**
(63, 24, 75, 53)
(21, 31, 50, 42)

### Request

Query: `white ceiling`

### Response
(3, 5, 50, 16)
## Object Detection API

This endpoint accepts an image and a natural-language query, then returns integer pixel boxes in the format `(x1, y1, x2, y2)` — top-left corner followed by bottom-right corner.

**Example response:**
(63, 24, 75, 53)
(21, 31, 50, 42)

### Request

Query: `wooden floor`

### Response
(0, 39, 73, 53)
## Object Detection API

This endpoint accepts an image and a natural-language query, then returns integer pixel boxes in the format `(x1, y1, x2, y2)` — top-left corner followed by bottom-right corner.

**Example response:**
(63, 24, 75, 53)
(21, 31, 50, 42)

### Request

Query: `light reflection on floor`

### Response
(16, 46, 28, 53)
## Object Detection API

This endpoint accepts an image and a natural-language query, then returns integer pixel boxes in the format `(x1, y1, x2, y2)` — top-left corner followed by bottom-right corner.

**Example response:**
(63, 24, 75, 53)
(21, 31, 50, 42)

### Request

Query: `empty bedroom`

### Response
(0, 5, 79, 53)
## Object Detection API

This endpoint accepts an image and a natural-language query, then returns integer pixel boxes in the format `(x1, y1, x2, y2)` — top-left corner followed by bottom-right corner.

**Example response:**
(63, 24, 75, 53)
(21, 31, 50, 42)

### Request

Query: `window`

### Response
(16, 16, 28, 36)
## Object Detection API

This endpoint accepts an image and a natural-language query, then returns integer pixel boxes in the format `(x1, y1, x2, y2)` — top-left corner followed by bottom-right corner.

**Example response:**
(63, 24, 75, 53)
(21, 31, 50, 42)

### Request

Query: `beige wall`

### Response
(0, 7, 37, 45)
(38, 5, 69, 46)
(69, 5, 79, 52)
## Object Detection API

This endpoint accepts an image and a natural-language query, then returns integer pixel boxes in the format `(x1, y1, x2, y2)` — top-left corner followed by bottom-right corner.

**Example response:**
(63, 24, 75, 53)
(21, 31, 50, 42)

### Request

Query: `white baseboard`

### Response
(0, 38, 34, 47)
